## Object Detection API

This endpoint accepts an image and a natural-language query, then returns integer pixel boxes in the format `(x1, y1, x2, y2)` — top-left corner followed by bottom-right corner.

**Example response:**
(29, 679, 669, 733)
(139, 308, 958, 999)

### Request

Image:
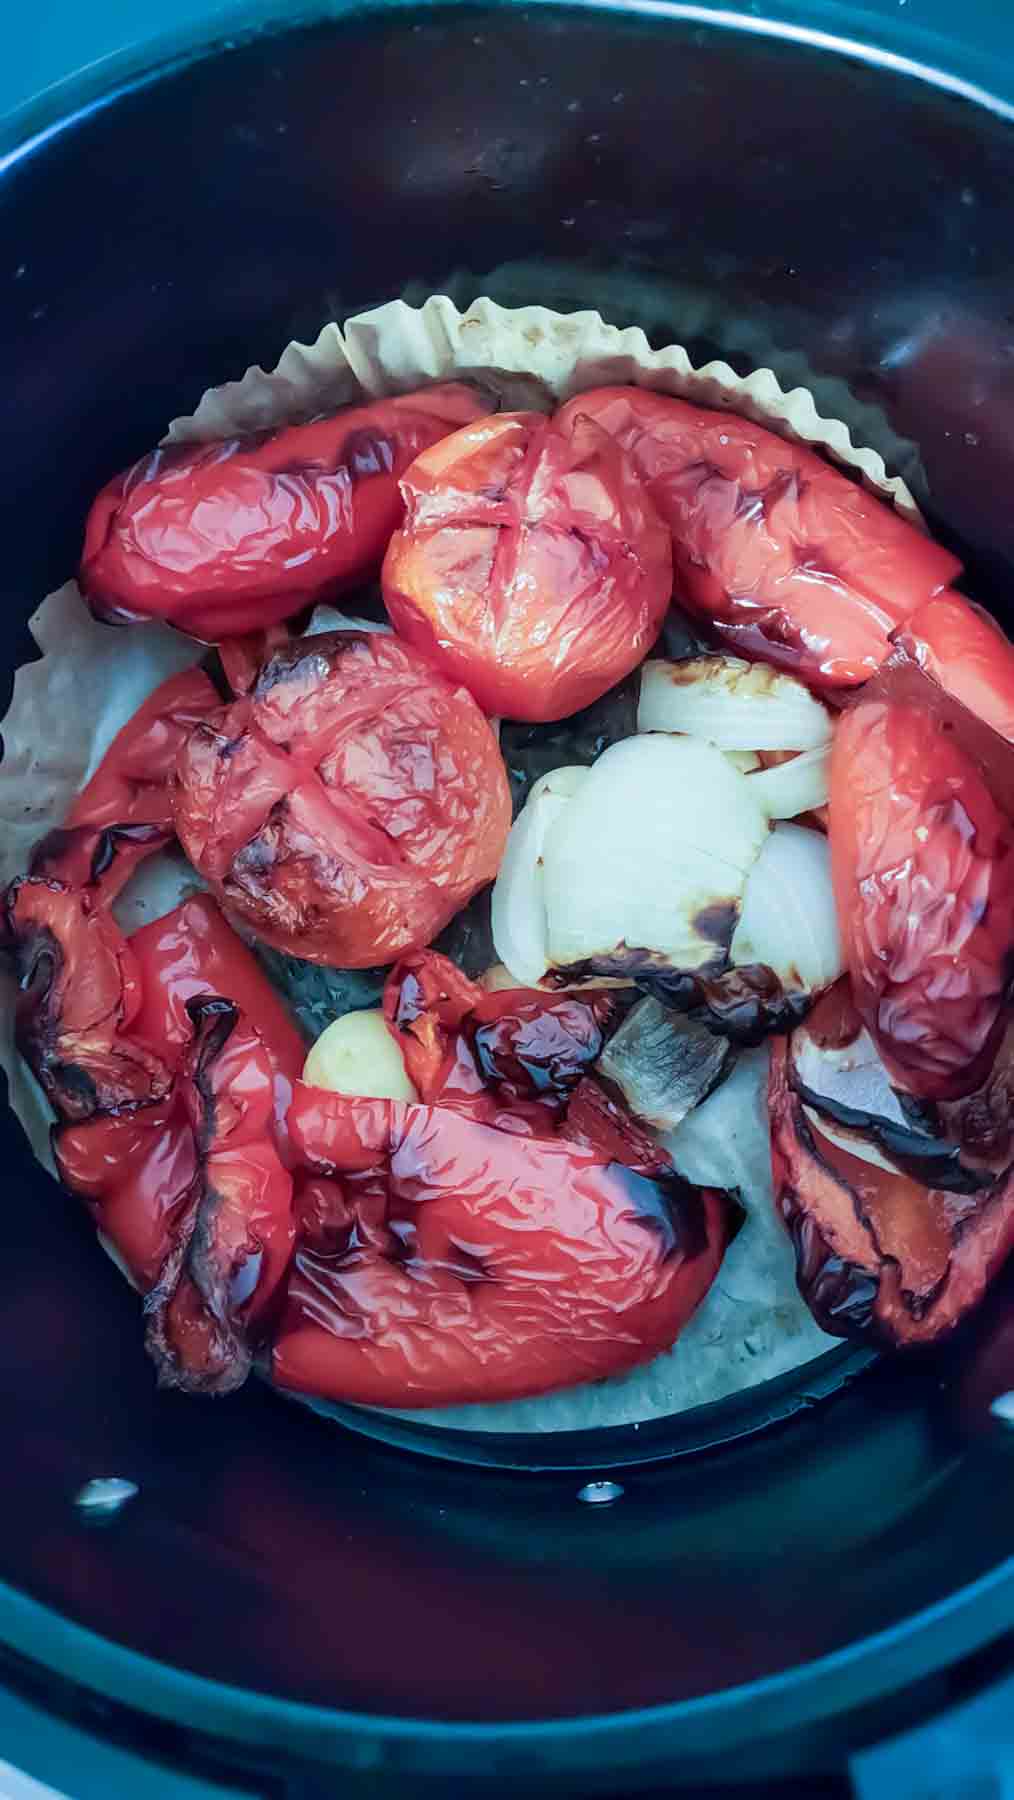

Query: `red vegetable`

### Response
(829, 652, 1014, 1101)
(79, 385, 488, 642)
(554, 386, 960, 690)
(144, 998, 294, 1393)
(29, 668, 219, 901)
(8, 879, 302, 1355)
(173, 632, 511, 967)
(894, 591, 1014, 742)
(383, 949, 628, 1140)
(3, 878, 171, 1121)
(382, 410, 672, 721)
(129, 893, 306, 1157)
(272, 1084, 731, 1407)
(769, 1032, 1014, 1345)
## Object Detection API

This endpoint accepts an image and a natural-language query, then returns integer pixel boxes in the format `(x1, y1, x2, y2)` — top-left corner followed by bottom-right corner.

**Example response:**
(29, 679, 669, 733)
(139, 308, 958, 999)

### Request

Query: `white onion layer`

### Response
(541, 735, 769, 972)
(490, 766, 589, 985)
(638, 655, 832, 751)
(730, 822, 843, 994)
(747, 745, 831, 820)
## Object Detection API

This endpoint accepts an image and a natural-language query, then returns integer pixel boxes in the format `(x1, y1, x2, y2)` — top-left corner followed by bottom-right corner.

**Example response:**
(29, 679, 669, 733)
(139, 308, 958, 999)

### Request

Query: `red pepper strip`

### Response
(29, 668, 219, 901)
(554, 386, 960, 691)
(53, 897, 304, 1294)
(80, 385, 489, 642)
(129, 894, 306, 1160)
(769, 1035, 1014, 1345)
(829, 650, 1014, 1101)
(383, 950, 626, 1142)
(144, 998, 294, 1393)
(894, 591, 1014, 743)
(272, 1085, 732, 1407)
(3, 878, 171, 1121)
(55, 1089, 196, 1292)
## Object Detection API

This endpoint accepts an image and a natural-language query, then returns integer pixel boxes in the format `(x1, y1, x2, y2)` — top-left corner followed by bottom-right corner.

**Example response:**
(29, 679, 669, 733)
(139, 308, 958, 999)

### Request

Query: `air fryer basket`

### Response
(1, 4, 1013, 1790)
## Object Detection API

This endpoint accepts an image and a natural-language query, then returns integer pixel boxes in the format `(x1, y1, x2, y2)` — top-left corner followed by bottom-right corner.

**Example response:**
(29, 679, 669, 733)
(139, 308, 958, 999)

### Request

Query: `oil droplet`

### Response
(990, 1392, 1014, 1425)
(577, 1480, 624, 1505)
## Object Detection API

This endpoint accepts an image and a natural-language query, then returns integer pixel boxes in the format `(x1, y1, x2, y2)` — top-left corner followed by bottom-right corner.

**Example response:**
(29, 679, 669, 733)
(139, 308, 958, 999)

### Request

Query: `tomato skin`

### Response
(829, 654, 1014, 1101)
(173, 632, 511, 967)
(29, 669, 219, 901)
(895, 591, 1014, 742)
(273, 1084, 730, 1407)
(769, 1035, 1014, 1345)
(555, 387, 960, 691)
(382, 411, 672, 722)
(79, 385, 488, 642)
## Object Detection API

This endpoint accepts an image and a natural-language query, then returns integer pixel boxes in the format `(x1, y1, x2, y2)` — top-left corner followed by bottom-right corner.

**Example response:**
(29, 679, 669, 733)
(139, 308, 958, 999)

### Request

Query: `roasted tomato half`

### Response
(770, 1032, 1014, 1346)
(272, 1084, 732, 1407)
(829, 653, 1014, 1101)
(554, 387, 960, 691)
(80, 384, 488, 642)
(382, 410, 672, 721)
(173, 632, 511, 967)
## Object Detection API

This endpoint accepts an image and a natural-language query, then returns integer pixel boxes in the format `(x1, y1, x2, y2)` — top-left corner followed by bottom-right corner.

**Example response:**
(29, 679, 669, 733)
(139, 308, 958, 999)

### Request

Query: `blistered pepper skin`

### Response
(272, 1085, 731, 1408)
(554, 387, 960, 691)
(829, 654, 1014, 1102)
(29, 669, 219, 901)
(79, 385, 489, 642)
(383, 411, 672, 722)
(173, 633, 512, 967)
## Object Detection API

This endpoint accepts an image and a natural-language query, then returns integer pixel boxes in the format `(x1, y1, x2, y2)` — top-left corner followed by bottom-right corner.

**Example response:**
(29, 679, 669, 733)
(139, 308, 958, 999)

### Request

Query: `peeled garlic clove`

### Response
(303, 1009, 418, 1100)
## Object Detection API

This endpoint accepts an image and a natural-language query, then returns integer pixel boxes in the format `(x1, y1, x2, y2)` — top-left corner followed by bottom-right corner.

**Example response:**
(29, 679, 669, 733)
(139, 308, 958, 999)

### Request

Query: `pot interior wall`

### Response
(1, 1, 1013, 1733)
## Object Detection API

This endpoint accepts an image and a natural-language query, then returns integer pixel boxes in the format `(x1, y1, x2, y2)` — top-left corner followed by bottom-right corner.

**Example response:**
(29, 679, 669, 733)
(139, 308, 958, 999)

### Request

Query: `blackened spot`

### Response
(637, 962, 809, 1046)
(693, 899, 738, 949)
(607, 1162, 718, 1262)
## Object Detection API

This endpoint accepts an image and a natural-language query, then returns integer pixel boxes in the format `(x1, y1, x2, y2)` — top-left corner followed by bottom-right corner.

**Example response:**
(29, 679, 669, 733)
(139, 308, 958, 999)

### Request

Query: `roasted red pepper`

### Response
(3, 878, 171, 1121)
(29, 668, 219, 901)
(383, 410, 672, 721)
(383, 950, 628, 1139)
(173, 632, 511, 967)
(554, 386, 960, 691)
(6, 872, 302, 1382)
(829, 652, 1014, 1101)
(129, 893, 306, 1156)
(769, 1032, 1014, 1345)
(894, 591, 1014, 743)
(272, 1084, 731, 1407)
(80, 385, 488, 642)
(144, 997, 294, 1393)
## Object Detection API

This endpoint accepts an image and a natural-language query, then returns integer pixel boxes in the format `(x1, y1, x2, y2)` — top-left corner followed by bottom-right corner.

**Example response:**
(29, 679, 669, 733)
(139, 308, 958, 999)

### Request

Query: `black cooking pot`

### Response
(2, 4, 1014, 1793)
